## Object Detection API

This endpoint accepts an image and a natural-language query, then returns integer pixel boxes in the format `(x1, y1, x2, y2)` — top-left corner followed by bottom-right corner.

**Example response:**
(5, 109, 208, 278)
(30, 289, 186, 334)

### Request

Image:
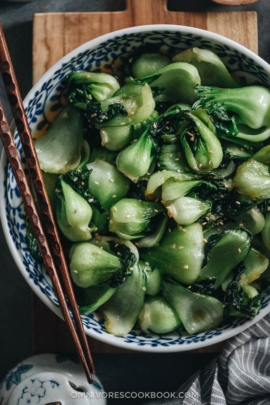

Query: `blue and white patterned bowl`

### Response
(1, 25, 270, 352)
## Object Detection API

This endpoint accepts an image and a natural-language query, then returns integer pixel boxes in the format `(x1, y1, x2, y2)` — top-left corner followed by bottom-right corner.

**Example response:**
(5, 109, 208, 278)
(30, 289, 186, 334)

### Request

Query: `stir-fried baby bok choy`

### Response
(28, 46, 270, 338)
(70, 238, 137, 288)
(179, 111, 223, 172)
(128, 62, 201, 104)
(162, 279, 224, 334)
(195, 85, 270, 129)
(35, 105, 84, 174)
(172, 47, 240, 88)
(68, 71, 120, 105)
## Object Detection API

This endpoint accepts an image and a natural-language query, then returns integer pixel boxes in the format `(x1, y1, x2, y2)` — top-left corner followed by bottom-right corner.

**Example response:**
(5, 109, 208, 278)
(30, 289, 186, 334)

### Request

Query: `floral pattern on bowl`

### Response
(0, 354, 105, 405)
(1, 25, 270, 352)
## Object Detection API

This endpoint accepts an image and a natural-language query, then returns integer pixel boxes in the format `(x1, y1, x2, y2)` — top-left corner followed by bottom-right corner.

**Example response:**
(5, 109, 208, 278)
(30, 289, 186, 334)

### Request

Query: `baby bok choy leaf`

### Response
(235, 124, 270, 143)
(140, 223, 205, 285)
(233, 148, 270, 199)
(239, 248, 269, 286)
(100, 110, 159, 152)
(162, 279, 224, 334)
(139, 261, 163, 296)
(86, 83, 155, 128)
(86, 159, 130, 211)
(200, 228, 252, 288)
(261, 212, 270, 252)
(132, 62, 201, 104)
(157, 143, 190, 172)
(55, 177, 93, 242)
(99, 262, 145, 336)
(135, 215, 168, 248)
(129, 52, 171, 78)
(193, 104, 238, 138)
(179, 111, 223, 172)
(35, 105, 84, 174)
(76, 283, 117, 315)
(172, 47, 239, 88)
(109, 198, 165, 240)
(195, 85, 270, 129)
(166, 195, 212, 225)
(115, 126, 157, 183)
(68, 71, 120, 106)
(232, 208, 265, 236)
(138, 296, 181, 334)
(69, 240, 136, 288)
(224, 262, 268, 318)
(161, 178, 215, 205)
(145, 170, 197, 200)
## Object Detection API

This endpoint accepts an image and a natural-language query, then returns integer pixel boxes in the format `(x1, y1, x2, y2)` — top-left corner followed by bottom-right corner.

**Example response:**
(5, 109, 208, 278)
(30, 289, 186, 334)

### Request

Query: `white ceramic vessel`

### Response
(0, 354, 106, 405)
(1, 25, 270, 352)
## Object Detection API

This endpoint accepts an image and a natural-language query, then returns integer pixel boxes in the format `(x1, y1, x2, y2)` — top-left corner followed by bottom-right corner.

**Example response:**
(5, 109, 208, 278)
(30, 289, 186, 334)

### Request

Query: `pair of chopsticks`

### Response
(0, 26, 95, 383)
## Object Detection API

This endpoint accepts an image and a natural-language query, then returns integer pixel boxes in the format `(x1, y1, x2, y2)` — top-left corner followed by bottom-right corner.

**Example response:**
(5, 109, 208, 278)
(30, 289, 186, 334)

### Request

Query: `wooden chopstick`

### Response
(0, 27, 95, 381)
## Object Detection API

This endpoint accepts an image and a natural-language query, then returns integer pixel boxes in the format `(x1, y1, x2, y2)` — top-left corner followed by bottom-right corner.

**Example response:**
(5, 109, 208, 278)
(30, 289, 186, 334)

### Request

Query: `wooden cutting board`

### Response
(32, 0, 258, 354)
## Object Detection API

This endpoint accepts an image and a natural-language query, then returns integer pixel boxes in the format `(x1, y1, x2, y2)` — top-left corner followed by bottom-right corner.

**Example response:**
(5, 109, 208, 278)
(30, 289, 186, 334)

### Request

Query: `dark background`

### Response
(0, 0, 269, 403)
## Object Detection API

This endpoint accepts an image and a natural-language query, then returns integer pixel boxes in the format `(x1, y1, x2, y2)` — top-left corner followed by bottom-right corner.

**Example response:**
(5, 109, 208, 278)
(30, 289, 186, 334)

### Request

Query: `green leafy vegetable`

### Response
(87, 159, 130, 211)
(179, 111, 223, 172)
(172, 48, 239, 88)
(68, 71, 120, 105)
(200, 228, 252, 288)
(69, 240, 136, 288)
(138, 295, 181, 334)
(140, 223, 205, 284)
(162, 279, 224, 334)
(109, 198, 165, 240)
(35, 105, 84, 174)
(100, 263, 145, 336)
(195, 85, 270, 129)
(56, 177, 93, 242)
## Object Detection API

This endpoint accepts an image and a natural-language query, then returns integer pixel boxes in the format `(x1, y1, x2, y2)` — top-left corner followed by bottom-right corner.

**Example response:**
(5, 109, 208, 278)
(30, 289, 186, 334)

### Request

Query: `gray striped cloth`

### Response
(146, 313, 270, 405)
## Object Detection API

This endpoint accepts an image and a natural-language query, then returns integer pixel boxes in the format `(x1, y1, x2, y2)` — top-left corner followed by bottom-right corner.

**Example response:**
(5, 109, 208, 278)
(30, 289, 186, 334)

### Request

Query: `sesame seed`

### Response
(73, 270, 78, 274)
(154, 209, 159, 213)
(235, 201, 241, 205)
(88, 198, 94, 203)
(94, 181, 99, 185)
(209, 150, 213, 154)
(126, 214, 131, 218)
(142, 287, 146, 291)
(112, 195, 117, 198)
(203, 238, 208, 243)
(109, 178, 115, 183)
(183, 265, 189, 269)
(145, 262, 149, 266)
(179, 246, 184, 250)
(238, 248, 242, 253)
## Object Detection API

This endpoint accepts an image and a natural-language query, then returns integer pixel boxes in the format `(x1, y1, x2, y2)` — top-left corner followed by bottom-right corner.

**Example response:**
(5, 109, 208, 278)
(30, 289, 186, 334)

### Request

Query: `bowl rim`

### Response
(1, 23, 270, 352)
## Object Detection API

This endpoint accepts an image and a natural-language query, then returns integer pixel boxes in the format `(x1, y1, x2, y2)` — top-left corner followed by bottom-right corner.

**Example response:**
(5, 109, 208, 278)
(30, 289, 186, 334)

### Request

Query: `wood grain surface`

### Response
(33, 0, 258, 83)
(32, 0, 258, 354)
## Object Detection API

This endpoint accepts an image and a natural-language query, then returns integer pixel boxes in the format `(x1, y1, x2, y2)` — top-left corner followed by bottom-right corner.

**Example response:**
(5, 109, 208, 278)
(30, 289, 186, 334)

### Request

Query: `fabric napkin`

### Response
(145, 313, 270, 405)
